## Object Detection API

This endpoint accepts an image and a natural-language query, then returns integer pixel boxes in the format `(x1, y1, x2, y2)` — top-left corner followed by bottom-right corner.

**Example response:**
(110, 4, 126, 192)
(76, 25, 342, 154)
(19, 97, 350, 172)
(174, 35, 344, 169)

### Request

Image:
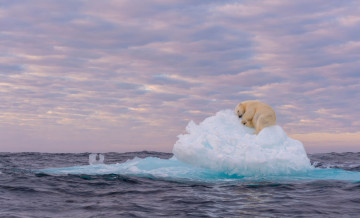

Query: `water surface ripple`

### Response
(0, 152, 359, 217)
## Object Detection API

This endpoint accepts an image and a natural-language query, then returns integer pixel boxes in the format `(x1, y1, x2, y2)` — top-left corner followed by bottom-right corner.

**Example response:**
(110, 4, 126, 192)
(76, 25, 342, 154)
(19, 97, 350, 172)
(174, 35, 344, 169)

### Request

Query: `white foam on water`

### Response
(173, 109, 313, 176)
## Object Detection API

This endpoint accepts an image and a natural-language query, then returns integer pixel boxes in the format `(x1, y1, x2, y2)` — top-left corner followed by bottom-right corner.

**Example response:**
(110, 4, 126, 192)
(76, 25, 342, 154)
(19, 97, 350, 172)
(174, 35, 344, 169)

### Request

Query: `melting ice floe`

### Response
(39, 110, 360, 182)
(173, 110, 312, 176)
(89, 153, 104, 165)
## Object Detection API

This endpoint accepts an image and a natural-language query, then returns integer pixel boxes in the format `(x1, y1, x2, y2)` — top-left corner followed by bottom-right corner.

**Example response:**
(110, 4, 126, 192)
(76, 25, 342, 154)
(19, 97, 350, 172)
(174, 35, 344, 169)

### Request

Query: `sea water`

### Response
(1, 152, 360, 217)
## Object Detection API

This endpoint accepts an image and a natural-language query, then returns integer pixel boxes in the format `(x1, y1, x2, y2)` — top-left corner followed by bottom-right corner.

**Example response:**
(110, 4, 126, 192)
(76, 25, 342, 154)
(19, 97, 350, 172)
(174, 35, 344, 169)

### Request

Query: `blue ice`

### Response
(38, 110, 360, 182)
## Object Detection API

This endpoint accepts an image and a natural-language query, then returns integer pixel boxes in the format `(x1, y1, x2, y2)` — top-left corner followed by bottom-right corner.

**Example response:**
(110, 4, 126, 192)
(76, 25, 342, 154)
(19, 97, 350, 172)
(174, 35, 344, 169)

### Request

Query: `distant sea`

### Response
(1, 151, 360, 217)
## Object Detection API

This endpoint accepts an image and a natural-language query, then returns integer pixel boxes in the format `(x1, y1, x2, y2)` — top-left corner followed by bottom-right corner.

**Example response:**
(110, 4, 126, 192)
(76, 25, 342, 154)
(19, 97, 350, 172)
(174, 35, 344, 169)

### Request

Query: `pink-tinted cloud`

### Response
(0, 0, 359, 152)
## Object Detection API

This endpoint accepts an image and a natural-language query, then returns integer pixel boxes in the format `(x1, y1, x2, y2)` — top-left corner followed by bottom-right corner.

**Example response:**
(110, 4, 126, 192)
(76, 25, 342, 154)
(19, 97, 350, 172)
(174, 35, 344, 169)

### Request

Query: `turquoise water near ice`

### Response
(39, 155, 360, 182)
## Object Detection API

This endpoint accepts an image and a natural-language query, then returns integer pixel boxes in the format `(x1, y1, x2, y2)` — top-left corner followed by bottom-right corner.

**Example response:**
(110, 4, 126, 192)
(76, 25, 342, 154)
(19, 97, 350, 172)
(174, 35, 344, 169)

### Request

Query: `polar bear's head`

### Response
(235, 103, 245, 118)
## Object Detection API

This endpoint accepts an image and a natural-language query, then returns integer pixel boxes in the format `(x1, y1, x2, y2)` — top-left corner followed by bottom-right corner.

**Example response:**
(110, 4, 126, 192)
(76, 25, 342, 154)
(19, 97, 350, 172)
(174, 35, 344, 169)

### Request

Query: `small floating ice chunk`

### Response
(89, 153, 105, 165)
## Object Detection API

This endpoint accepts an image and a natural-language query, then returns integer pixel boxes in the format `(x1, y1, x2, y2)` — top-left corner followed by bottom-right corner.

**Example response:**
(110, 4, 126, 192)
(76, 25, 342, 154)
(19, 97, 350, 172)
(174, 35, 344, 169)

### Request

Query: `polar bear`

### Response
(235, 100, 276, 134)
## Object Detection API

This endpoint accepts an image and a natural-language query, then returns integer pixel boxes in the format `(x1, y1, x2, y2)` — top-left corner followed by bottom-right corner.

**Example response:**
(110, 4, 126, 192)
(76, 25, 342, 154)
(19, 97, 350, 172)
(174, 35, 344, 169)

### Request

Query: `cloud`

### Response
(0, 0, 359, 152)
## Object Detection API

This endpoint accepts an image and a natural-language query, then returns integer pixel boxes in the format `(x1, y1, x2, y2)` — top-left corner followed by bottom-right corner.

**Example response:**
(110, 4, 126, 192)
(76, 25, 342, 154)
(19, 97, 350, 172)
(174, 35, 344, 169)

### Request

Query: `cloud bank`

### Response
(0, 0, 359, 152)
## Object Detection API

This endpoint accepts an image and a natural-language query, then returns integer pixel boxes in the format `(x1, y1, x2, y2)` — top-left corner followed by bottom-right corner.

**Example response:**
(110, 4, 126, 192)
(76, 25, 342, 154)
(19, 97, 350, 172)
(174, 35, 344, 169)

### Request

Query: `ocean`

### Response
(1, 151, 360, 217)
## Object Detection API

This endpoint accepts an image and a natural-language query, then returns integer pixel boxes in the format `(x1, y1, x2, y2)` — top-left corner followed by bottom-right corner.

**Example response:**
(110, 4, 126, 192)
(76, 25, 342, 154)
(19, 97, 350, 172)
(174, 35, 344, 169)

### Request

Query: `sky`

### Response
(1, 0, 359, 153)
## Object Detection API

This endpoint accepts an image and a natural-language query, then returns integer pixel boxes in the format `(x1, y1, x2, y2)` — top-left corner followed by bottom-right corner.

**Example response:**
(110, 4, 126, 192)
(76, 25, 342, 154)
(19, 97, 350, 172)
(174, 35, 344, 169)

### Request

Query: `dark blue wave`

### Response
(1, 151, 360, 217)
